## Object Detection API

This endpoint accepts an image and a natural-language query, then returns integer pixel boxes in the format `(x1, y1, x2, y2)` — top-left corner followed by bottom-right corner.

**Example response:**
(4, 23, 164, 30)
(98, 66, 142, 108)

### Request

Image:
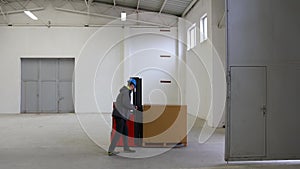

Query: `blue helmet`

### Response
(128, 78, 136, 88)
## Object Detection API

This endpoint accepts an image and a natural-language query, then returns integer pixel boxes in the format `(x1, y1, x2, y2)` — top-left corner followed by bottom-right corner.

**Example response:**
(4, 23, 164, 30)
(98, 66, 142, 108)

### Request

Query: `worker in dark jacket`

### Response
(108, 78, 137, 156)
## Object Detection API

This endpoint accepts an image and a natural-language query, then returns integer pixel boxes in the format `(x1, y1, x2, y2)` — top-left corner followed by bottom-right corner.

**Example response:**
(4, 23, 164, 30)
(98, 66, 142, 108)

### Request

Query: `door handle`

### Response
(261, 104, 267, 116)
(58, 97, 64, 101)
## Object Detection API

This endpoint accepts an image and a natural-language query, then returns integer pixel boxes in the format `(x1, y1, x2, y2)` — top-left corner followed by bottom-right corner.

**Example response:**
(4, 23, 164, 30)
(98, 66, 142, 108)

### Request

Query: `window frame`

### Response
(187, 23, 197, 51)
(200, 13, 208, 43)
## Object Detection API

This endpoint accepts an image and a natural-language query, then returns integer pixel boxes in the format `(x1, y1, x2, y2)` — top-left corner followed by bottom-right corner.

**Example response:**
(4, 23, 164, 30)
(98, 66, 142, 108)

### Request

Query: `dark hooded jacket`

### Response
(113, 86, 135, 120)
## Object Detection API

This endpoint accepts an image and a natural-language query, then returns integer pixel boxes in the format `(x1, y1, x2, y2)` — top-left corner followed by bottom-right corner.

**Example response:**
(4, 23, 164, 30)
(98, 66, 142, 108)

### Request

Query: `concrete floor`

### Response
(0, 114, 300, 169)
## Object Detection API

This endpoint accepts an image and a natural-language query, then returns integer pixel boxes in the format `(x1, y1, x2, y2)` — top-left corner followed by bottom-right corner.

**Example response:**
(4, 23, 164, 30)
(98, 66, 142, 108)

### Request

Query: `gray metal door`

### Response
(40, 59, 58, 112)
(58, 59, 74, 113)
(229, 66, 267, 158)
(21, 59, 39, 113)
(21, 58, 74, 113)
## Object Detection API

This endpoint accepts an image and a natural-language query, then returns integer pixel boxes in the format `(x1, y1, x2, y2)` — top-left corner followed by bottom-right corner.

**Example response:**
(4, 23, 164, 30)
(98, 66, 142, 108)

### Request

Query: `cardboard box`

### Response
(143, 104, 187, 146)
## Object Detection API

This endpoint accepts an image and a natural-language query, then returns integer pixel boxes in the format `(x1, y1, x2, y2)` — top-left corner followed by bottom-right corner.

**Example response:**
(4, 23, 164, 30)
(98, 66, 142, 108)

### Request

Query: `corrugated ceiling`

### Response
(94, 0, 195, 16)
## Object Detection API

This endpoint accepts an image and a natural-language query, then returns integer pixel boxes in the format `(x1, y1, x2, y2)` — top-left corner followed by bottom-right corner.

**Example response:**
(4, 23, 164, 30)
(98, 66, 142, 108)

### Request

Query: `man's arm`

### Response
(121, 92, 135, 110)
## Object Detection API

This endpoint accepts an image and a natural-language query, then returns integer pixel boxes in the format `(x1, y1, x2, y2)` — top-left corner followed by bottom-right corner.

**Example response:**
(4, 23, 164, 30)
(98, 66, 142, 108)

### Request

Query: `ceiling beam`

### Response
(23, 0, 31, 7)
(93, 1, 178, 16)
(4, 7, 44, 14)
(84, 0, 90, 15)
(1, 0, 8, 4)
(93, 1, 153, 14)
(15, 0, 27, 9)
(88, 0, 94, 5)
(182, 0, 198, 17)
(136, 0, 140, 10)
(0, 5, 8, 23)
(217, 11, 225, 29)
(2, 0, 18, 10)
(159, 0, 167, 14)
(55, 7, 171, 27)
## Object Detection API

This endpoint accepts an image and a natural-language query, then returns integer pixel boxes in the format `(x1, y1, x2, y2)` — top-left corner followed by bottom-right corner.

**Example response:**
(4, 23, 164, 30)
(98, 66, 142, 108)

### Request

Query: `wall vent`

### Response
(160, 29, 171, 32)
(160, 80, 171, 84)
(160, 55, 171, 58)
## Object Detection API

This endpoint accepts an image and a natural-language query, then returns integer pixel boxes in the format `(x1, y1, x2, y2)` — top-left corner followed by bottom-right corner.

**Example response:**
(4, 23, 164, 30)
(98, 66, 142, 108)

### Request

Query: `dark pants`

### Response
(108, 117, 129, 152)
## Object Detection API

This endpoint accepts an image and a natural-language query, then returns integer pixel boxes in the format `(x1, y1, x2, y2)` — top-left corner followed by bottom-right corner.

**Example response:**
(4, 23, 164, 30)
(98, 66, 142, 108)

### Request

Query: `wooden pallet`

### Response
(142, 142, 187, 148)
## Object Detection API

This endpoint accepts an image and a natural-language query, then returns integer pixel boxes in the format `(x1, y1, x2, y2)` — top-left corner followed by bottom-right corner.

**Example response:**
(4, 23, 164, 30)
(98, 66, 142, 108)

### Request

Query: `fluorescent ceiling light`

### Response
(24, 10, 38, 20)
(121, 12, 126, 21)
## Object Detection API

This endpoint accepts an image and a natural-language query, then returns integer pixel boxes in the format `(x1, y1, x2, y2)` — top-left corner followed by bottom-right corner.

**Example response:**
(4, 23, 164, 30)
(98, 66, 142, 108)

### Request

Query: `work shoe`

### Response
(124, 149, 136, 153)
(108, 151, 120, 156)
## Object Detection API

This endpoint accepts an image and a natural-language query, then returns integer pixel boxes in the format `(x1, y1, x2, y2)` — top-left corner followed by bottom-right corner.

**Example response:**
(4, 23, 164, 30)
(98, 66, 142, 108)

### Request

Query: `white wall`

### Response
(123, 27, 180, 105)
(87, 26, 180, 113)
(0, 26, 123, 114)
(227, 0, 300, 160)
(185, 0, 213, 121)
(76, 26, 124, 113)
(0, 23, 179, 114)
(0, 27, 97, 113)
(180, 0, 226, 127)
(0, 1, 227, 117)
(211, 0, 226, 127)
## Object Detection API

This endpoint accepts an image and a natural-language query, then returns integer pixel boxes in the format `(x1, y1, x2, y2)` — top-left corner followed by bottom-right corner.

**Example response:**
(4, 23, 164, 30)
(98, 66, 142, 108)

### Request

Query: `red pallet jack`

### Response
(110, 104, 137, 147)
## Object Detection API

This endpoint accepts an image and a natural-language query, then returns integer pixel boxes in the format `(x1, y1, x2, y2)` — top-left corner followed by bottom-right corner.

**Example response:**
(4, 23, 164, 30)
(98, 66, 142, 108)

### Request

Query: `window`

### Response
(187, 23, 196, 50)
(200, 14, 208, 42)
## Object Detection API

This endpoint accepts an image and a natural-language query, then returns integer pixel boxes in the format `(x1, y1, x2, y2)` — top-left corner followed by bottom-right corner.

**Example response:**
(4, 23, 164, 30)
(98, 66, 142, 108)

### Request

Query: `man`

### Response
(108, 78, 137, 156)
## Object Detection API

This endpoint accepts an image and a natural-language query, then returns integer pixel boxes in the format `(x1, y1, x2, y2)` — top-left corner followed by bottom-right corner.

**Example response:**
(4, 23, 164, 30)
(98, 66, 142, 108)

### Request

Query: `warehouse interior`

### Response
(0, 0, 300, 169)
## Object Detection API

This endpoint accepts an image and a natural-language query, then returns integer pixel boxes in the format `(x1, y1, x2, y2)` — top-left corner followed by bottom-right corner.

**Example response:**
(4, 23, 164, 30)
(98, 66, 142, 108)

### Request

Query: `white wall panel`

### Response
(75, 27, 123, 113)
(124, 27, 180, 105)
(184, 0, 213, 120)
(181, 0, 226, 128)
(0, 24, 181, 114)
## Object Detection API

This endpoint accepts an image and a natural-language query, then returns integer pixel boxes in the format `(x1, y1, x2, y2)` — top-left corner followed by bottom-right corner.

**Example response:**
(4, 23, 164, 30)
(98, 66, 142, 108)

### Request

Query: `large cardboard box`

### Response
(143, 104, 187, 146)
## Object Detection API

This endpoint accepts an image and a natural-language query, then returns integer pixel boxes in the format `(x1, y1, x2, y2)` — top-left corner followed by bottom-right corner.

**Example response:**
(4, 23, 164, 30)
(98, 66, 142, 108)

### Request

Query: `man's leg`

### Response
(122, 119, 129, 150)
(108, 117, 125, 154)
(122, 119, 136, 153)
